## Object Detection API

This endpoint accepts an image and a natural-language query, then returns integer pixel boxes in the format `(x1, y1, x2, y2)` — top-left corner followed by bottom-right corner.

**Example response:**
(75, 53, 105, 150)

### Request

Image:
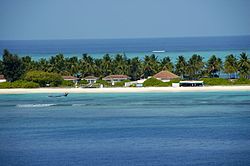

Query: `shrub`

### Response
(158, 82, 172, 87)
(201, 78, 231, 85)
(0, 81, 39, 88)
(129, 84, 136, 87)
(61, 80, 75, 87)
(113, 80, 130, 87)
(24, 71, 63, 87)
(96, 80, 111, 87)
(170, 78, 181, 83)
(14, 81, 39, 88)
(143, 77, 171, 87)
(143, 77, 162, 87)
(79, 80, 88, 84)
(0, 82, 11, 88)
(233, 78, 250, 85)
(92, 83, 101, 88)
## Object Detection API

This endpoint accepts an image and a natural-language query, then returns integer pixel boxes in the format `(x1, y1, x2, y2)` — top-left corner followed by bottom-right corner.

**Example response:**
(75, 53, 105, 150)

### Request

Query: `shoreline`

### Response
(0, 86, 250, 94)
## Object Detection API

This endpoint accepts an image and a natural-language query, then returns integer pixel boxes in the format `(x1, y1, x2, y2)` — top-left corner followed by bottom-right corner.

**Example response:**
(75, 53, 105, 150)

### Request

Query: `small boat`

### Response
(152, 50, 166, 53)
(48, 93, 69, 98)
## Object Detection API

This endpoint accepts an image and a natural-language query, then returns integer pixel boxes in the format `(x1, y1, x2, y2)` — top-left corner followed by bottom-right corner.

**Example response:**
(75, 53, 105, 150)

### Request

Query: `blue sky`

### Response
(0, 0, 250, 40)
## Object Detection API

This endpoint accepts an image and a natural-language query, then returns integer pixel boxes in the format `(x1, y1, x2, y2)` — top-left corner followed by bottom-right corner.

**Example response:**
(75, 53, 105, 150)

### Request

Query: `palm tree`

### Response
(129, 57, 142, 81)
(101, 54, 113, 77)
(187, 54, 204, 80)
(65, 56, 79, 76)
(160, 56, 174, 72)
(224, 54, 238, 79)
(21, 56, 36, 72)
(175, 56, 187, 79)
(94, 58, 102, 77)
(238, 52, 250, 79)
(0, 60, 3, 74)
(37, 58, 50, 72)
(80, 54, 96, 77)
(113, 54, 128, 75)
(142, 54, 159, 78)
(49, 54, 66, 74)
(206, 55, 223, 78)
(3, 49, 249, 83)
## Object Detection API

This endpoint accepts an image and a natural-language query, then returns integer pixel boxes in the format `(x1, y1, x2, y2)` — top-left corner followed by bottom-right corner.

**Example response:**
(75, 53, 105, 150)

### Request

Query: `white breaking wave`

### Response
(16, 104, 56, 108)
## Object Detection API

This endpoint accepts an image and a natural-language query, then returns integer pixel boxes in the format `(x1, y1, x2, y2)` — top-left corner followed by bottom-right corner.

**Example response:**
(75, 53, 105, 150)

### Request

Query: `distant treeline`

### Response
(0, 49, 249, 82)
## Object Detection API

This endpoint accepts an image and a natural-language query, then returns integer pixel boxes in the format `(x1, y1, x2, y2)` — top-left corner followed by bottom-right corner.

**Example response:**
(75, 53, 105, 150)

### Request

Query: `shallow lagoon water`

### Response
(0, 92, 250, 166)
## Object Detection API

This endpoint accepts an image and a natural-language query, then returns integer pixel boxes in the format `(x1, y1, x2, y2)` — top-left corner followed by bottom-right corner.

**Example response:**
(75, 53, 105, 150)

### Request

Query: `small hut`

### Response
(103, 75, 130, 85)
(83, 76, 98, 84)
(62, 76, 79, 83)
(153, 70, 179, 82)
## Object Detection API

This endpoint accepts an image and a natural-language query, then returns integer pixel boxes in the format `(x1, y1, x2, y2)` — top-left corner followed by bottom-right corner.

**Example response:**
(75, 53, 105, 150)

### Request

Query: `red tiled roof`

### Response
(0, 75, 5, 79)
(62, 76, 78, 80)
(84, 76, 98, 80)
(103, 75, 130, 80)
(153, 71, 179, 79)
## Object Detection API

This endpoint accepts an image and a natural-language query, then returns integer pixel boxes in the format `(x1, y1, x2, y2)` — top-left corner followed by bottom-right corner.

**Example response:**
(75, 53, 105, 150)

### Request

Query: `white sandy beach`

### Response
(0, 86, 250, 94)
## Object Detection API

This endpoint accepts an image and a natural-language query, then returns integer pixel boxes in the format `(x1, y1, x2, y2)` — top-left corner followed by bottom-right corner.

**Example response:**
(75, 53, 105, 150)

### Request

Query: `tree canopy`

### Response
(2, 49, 24, 82)
(24, 70, 63, 87)
(224, 54, 238, 78)
(1, 50, 249, 83)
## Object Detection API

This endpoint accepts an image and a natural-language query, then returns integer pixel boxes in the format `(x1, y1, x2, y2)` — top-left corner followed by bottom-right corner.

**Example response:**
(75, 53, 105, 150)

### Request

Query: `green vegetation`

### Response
(129, 84, 136, 87)
(143, 77, 170, 87)
(201, 78, 250, 86)
(206, 55, 223, 77)
(113, 80, 130, 87)
(0, 81, 39, 88)
(201, 78, 232, 86)
(142, 54, 159, 78)
(96, 80, 111, 87)
(175, 56, 187, 79)
(143, 77, 181, 87)
(238, 52, 250, 79)
(2, 49, 24, 82)
(61, 80, 75, 87)
(233, 78, 250, 85)
(143, 77, 162, 87)
(24, 71, 63, 87)
(79, 80, 88, 84)
(160, 56, 174, 72)
(0, 49, 249, 87)
(91, 83, 102, 88)
(129, 57, 142, 81)
(187, 54, 204, 80)
(224, 54, 238, 79)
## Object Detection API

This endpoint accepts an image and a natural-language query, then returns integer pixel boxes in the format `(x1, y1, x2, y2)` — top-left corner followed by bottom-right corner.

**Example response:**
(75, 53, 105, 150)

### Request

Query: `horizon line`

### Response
(1, 34, 250, 41)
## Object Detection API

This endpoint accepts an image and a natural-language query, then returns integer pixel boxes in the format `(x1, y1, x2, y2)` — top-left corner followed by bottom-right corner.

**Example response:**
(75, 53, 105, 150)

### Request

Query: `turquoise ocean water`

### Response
(0, 92, 250, 166)
(19, 49, 250, 61)
(1, 36, 250, 60)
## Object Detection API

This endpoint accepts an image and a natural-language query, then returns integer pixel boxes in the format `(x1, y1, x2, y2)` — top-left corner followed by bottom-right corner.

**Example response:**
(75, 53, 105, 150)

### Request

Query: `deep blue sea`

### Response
(0, 92, 250, 166)
(0, 36, 250, 60)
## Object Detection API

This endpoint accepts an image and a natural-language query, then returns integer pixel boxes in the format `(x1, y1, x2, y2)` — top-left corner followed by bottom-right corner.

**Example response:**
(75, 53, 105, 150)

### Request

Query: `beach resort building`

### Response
(125, 79, 147, 87)
(0, 75, 6, 83)
(103, 75, 130, 85)
(83, 76, 98, 84)
(153, 70, 179, 82)
(62, 76, 79, 83)
(179, 81, 204, 87)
